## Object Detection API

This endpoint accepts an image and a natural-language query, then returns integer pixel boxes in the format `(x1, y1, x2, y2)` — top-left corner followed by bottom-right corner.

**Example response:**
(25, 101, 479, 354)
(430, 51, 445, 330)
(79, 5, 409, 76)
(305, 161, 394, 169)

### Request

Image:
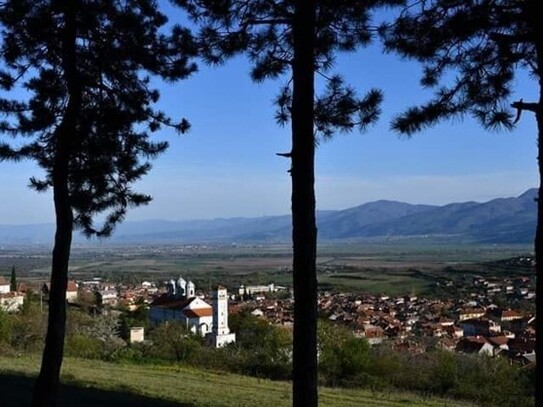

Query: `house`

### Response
(459, 318, 500, 336)
(0, 277, 10, 294)
(239, 283, 284, 296)
(487, 335, 509, 351)
(361, 324, 385, 345)
(499, 309, 523, 322)
(456, 336, 494, 356)
(42, 280, 78, 303)
(141, 281, 158, 294)
(66, 280, 78, 303)
(96, 289, 118, 306)
(458, 307, 486, 321)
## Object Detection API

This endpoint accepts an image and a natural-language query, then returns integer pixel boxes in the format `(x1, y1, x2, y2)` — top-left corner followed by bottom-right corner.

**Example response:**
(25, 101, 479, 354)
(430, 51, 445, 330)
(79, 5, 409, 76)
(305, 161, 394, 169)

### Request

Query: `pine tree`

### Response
(0, 1, 196, 405)
(10, 266, 16, 292)
(380, 1, 541, 404)
(173, 1, 400, 404)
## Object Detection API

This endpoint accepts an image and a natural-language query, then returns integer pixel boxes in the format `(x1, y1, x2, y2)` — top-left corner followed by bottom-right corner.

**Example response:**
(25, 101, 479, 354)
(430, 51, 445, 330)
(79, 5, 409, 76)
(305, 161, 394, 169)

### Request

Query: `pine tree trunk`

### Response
(32, 158, 73, 407)
(533, 77, 542, 407)
(534, 71, 542, 407)
(291, 1, 317, 406)
(527, 1, 542, 405)
(32, 3, 79, 406)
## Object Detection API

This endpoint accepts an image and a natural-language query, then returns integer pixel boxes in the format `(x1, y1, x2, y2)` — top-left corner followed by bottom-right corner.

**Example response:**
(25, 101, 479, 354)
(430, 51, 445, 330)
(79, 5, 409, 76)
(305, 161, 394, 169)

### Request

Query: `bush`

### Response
(0, 310, 12, 344)
(146, 322, 202, 363)
(65, 334, 102, 359)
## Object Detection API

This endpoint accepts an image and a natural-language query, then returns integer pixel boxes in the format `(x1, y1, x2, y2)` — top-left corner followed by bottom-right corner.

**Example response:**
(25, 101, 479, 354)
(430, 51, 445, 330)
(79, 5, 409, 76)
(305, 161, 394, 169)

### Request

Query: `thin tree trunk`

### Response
(534, 74, 542, 407)
(32, 3, 80, 406)
(532, 70, 542, 407)
(32, 155, 73, 407)
(291, 1, 317, 406)
(527, 1, 542, 405)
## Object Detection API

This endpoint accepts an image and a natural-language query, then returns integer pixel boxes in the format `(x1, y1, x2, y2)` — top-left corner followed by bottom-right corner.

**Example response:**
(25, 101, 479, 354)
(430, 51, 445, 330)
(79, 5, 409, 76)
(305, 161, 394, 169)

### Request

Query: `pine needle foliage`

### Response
(0, 1, 196, 405)
(380, 1, 541, 404)
(172, 1, 402, 406)
(175, 0, 402, 142)
(0, 0, 197, 236)
(379, 0, 539, 134)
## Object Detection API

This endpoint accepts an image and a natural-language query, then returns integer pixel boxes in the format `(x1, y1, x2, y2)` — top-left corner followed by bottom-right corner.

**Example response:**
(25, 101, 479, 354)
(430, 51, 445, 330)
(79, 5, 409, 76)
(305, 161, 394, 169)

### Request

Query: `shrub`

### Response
(65, 334, 102, 359)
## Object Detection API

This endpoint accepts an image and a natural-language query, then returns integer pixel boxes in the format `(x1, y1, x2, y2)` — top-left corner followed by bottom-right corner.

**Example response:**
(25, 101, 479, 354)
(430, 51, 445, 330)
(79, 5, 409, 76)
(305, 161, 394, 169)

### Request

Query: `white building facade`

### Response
(209, 285, 236, 348)
(150, 278, 235, 346)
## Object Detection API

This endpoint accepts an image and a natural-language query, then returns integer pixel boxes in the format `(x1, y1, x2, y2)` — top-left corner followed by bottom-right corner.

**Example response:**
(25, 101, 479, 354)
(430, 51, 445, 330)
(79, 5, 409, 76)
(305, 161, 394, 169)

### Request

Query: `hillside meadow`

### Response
(0, 355, 473, 407)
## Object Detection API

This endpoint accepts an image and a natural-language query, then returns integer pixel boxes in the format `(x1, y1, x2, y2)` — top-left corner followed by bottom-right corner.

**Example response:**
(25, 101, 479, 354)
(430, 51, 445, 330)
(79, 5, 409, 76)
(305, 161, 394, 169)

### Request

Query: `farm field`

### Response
(0, 242, 533, 296)
(0, 355, 473, 407)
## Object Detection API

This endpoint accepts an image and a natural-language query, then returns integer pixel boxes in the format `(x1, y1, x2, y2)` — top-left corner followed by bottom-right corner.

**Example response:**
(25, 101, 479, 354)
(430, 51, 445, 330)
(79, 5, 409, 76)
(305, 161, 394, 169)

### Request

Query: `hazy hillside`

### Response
(0, 189, 536, 245)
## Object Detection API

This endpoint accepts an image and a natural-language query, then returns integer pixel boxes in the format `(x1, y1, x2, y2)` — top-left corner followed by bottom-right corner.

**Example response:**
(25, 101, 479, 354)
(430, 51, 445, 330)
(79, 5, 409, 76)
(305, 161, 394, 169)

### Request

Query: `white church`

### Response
(150, 277, 235, 347)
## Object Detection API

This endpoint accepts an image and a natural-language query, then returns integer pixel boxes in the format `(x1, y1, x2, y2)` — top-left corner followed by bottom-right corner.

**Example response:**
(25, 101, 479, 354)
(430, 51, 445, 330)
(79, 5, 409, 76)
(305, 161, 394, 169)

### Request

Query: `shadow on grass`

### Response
(0, 373, 192, 407)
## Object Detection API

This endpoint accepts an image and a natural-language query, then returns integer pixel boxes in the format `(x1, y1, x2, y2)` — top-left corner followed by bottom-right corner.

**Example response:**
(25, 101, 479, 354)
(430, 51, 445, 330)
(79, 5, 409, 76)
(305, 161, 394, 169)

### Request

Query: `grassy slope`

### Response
(0, 356, 472, 407)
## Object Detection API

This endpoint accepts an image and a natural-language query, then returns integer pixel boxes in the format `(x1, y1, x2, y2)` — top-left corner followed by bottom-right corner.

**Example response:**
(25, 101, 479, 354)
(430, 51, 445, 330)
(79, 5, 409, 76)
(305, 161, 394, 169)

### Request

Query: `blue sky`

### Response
(0, 6, 539, 225)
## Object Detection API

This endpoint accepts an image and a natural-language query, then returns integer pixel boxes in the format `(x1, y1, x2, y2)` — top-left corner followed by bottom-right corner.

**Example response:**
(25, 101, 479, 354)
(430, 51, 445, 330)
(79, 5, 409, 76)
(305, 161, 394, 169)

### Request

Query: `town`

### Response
(0, 257, 535, 367)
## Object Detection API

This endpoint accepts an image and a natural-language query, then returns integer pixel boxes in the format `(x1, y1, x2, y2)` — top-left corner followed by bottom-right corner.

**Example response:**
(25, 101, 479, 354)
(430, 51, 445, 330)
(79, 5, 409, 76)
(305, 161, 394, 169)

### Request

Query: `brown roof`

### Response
(67, 280, 78, 292)
(151, 296, 196, 309)
(0, 277, 9, 285)
(487, 336, 509, 347)
(184, 308, 213, 318)
(459, 307, 485, 315)
(456, 337, 489, 353)
(501, 310, 522, 318)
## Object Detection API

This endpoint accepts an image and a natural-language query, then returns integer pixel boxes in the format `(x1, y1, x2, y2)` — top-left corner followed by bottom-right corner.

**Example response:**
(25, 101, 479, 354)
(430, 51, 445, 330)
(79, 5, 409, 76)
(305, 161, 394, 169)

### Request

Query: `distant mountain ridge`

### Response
(0, 189, 537, 245)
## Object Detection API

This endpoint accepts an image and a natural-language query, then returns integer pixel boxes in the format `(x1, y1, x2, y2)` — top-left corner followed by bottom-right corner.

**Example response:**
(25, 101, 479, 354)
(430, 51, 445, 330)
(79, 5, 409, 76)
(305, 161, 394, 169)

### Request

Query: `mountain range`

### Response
(0, 188, 537, 245)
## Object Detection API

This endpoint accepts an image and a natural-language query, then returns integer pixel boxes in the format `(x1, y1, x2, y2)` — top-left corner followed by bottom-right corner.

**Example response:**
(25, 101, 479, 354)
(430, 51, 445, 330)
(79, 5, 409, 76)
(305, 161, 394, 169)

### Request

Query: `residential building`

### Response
(0, 277, 10, 294)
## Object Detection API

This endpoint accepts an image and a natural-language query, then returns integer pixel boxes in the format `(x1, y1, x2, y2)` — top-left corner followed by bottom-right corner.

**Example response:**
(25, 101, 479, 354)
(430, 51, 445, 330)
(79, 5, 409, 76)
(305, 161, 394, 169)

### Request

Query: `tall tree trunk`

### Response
(534, 70, 542, 407)
(291, 1, 317, 406)
(32, 149, 74, 407)
(527, 1, 542, 405)
(32, 3, 80, 406)
(532, 73, 542, 407)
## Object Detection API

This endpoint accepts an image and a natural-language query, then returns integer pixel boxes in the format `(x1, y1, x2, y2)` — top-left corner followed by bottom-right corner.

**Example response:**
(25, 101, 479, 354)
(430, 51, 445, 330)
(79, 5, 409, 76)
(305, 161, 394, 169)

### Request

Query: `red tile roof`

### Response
(501, 310, 522, 318)
(487, 336, 509, 347)
(184, 308, 213, 318)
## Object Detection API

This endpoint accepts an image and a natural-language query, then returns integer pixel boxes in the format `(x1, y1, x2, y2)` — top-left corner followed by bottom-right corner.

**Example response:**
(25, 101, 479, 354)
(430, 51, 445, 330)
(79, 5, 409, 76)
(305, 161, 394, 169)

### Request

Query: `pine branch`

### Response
(489, 32, 532, 45)
(511, 99, 539, 123)
(276, 151, 292, 158)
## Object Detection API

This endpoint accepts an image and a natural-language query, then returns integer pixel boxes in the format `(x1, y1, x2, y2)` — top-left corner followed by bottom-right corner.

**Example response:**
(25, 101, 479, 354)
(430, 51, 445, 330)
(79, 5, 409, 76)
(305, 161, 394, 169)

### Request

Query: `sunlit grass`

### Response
(0, 355, 474, 407)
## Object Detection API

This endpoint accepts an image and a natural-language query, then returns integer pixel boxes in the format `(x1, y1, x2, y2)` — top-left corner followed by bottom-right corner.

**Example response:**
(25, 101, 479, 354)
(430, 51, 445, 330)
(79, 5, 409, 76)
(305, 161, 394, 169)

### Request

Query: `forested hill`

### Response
(0, 189, 536, 245)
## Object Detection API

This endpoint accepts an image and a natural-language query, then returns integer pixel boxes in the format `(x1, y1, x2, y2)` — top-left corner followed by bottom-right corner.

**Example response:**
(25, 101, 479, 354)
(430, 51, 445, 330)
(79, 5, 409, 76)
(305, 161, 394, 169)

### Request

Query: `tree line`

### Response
(0, 1, 540, 406)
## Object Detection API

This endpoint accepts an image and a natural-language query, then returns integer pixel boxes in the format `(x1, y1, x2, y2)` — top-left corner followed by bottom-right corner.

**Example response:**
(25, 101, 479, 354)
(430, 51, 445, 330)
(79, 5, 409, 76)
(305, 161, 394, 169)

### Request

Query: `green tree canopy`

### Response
(173, 1, 401, 404)
(379, 1, 541, 403)
(0, 1, 196, 405)
(9, 266, 16, 292)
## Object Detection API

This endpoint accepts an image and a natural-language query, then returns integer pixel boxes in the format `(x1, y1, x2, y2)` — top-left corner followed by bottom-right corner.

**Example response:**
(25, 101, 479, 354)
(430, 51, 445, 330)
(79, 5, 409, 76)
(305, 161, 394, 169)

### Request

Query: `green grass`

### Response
(0, 355, 473, 407)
